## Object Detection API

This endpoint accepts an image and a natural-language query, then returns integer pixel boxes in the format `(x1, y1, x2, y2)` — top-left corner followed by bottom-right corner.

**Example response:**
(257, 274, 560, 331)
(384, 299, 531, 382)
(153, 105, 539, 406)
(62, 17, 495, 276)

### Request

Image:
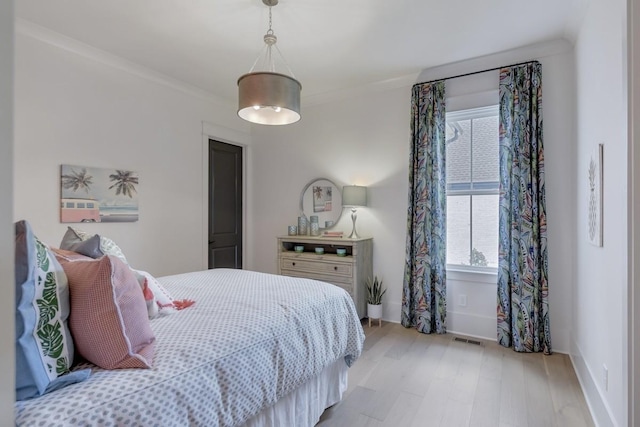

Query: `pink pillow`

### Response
(61, 255, 155, 369)
(52, 247, 94, 262)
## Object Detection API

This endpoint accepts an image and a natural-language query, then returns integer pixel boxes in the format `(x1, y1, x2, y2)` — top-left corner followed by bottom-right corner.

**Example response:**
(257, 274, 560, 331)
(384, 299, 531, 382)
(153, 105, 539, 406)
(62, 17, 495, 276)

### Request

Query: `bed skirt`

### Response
(243, 358, 348, 427)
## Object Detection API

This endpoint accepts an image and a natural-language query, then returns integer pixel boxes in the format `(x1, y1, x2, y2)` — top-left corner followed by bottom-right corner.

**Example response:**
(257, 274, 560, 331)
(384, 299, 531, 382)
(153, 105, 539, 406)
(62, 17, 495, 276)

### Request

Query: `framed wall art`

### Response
(60, 164, 139, 223)
(587, 144, 603, 246)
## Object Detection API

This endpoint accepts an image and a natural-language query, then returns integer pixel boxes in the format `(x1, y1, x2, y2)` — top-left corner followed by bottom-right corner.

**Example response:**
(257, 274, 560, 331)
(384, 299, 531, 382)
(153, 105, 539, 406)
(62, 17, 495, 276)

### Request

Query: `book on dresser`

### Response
(277, 235, 373, 319)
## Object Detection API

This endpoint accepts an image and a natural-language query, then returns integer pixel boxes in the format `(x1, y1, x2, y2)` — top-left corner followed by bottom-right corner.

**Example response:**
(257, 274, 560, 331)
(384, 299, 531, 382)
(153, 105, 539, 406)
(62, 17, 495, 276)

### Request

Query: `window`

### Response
(446, 105, 499, 270)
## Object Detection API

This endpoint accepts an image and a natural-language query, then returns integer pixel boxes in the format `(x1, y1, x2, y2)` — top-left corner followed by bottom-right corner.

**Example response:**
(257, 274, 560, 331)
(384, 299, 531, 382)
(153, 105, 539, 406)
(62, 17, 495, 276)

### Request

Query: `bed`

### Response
(14, 267, 365, 426)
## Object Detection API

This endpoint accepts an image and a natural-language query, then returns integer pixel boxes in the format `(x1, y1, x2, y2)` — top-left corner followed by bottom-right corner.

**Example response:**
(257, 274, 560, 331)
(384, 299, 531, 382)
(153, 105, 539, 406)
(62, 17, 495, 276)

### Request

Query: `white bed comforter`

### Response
(14, 268, 365, 426)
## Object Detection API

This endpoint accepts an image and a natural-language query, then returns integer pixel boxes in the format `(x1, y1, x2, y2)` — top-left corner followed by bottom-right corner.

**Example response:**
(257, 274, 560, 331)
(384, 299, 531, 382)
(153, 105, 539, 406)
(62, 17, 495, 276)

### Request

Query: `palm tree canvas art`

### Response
(60, 164, 139, 223)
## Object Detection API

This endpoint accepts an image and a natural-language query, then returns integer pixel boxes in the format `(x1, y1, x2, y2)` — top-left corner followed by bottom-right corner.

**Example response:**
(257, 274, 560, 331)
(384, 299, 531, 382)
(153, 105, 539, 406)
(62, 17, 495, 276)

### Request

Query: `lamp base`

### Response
(348, 208, 360, 239)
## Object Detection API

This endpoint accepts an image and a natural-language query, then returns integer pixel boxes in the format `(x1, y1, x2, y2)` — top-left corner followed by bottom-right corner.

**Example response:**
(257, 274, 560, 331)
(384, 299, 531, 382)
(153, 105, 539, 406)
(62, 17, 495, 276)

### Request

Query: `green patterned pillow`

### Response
(15, 220, 90, 400)
(33, 237, 72, 375)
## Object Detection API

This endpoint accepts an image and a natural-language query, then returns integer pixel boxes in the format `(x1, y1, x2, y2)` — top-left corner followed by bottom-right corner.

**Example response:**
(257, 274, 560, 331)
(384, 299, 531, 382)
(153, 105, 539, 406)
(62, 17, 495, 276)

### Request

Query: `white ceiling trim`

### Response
(305, 38, 574, 108)
(16, 18, 230, 108)
(16, 16, 422, 110)
(14, 19, 576, 112)
(563, 0, 591, 43)
(303, 73, 419, 107)
(415, 39, 574, 85)
(15, 18, 418, 110)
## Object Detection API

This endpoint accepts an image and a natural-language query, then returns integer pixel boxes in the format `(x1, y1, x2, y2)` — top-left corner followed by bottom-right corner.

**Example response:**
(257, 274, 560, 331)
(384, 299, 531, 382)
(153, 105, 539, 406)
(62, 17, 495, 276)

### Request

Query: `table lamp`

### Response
(342, 185, 367, 239)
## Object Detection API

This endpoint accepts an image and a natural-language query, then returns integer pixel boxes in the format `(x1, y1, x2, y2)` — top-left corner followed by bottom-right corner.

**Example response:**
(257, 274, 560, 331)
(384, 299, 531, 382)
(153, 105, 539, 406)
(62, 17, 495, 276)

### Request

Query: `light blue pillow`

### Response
(15, 220, 90, 400)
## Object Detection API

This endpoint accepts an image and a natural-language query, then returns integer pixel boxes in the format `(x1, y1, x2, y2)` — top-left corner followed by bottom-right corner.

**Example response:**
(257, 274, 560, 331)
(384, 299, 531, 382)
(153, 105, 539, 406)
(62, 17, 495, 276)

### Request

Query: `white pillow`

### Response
(132, 271, 159, 318)
(133, 270, 177, 315)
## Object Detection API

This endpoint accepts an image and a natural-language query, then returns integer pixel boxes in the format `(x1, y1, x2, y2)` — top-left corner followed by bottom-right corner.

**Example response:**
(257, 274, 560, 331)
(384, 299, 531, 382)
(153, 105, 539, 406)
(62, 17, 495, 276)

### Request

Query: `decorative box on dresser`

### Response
(277, 235, 373, 319)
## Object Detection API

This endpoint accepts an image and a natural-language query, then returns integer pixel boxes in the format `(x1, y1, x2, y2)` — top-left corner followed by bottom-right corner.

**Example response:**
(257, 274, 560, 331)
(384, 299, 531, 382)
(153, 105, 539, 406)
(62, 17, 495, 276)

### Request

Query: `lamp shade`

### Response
(342, 185, 367, 207)
(238, 72, 301, 125)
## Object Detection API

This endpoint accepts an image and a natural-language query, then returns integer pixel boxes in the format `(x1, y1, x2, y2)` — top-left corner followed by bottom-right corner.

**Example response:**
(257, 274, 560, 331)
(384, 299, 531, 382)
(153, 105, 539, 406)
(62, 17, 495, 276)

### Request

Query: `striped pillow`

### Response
(60, 255, 155, 369)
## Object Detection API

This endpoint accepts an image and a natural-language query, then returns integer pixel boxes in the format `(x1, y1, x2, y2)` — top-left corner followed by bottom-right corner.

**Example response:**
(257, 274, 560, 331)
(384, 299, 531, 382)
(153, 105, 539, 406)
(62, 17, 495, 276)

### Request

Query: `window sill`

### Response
(447, 267, 497, 284)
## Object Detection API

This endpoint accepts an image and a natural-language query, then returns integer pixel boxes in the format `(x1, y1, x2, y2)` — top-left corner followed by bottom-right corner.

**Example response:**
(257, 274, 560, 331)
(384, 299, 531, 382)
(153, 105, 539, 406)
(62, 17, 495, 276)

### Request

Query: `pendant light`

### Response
(237, 0, 302, 125)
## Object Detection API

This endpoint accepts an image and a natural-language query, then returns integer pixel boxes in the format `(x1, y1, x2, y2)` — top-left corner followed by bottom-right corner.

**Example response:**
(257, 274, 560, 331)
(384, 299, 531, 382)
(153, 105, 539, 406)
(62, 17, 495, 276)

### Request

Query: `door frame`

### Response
(201, 121, 251, 270)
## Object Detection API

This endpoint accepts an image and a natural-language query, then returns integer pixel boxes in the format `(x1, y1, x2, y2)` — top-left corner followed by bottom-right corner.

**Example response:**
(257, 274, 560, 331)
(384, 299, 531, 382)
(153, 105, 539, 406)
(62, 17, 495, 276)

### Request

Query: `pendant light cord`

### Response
(247, 3, 297, 79)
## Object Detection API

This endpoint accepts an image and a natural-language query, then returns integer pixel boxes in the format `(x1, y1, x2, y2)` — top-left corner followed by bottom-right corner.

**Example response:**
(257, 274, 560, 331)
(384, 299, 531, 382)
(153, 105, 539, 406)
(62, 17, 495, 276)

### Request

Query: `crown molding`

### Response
(303, 73, 418, 107)
(16, 18, 232, 108)
(15, 19, 575, 111)
(415, 39, 574, 84)
(563, 0, 590, 44)
(302, 39, 573, 107)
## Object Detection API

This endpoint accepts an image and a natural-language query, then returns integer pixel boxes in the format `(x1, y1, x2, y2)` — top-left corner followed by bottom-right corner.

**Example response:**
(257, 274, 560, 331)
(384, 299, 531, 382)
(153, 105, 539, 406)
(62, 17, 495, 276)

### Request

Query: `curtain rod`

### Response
(413, 60, 539, 88)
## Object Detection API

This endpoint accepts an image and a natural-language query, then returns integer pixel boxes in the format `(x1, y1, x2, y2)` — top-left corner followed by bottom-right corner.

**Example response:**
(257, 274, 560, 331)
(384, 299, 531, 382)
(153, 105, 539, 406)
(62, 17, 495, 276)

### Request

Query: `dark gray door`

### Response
(208, 140, 243, 269)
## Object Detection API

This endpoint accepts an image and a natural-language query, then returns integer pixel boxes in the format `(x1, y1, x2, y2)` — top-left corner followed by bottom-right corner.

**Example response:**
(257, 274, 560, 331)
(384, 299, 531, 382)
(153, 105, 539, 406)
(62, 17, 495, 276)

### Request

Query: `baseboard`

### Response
(382, 306, 571, 354)
(446, 310, 496, 340)
(382, 301, 402, 323)
(570, 339, 617, 427)
(381, 307, 496, 342)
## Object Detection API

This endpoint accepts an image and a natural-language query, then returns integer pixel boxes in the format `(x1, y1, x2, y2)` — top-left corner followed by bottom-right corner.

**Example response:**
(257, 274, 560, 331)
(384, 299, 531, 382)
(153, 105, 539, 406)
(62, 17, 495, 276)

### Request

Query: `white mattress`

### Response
(15, 268, 365, 426)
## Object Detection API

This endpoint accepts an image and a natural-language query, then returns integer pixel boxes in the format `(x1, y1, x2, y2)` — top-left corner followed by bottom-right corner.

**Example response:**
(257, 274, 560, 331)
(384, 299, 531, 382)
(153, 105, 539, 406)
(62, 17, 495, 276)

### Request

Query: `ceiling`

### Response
(15, 0, 588, 104)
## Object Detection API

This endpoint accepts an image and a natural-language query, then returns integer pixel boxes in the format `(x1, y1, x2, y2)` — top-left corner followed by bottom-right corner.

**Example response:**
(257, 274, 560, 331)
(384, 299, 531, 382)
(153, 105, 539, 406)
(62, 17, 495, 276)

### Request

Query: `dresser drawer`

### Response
(280, 268, 353, 286)
(327, 281, 354, 297)
(280, 256, 353, 278)
(277, 236, 372, 320)
(280, 270, 354, 298)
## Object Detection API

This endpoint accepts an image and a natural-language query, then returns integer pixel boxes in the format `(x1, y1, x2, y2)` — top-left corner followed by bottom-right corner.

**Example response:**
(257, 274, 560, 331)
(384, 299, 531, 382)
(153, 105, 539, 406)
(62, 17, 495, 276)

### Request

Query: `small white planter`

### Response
(367, 303, 382, 327)
(367, 303, 382, 319)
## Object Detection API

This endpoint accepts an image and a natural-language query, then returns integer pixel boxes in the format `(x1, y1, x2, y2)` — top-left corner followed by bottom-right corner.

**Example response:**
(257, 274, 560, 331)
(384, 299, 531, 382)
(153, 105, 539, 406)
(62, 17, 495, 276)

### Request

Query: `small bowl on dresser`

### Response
(314, 247, 325, 255)
(294, 245, 304, 253)
(336, 248, 347, 257)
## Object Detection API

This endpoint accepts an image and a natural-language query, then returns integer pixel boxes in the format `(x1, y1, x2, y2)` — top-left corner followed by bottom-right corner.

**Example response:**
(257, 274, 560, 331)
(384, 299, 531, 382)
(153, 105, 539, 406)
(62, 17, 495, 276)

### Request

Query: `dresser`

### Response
(277, 235, 372, 319)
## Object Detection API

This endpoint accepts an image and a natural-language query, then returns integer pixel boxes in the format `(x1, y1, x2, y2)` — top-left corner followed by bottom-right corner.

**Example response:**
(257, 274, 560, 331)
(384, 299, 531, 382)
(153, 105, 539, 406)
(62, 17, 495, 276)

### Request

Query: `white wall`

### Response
(250, 84, 410, 324)
(13, 27, 251, 277)
(249, 40, 577, 353)
(572, 0, 629, 425)
(1, 1, 15, 423)
(629, 0, 640, 423)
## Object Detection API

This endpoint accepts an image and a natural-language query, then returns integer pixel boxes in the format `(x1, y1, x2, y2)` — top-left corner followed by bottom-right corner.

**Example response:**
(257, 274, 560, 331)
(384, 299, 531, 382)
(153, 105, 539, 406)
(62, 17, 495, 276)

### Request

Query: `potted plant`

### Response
(366, 276, 386, 326)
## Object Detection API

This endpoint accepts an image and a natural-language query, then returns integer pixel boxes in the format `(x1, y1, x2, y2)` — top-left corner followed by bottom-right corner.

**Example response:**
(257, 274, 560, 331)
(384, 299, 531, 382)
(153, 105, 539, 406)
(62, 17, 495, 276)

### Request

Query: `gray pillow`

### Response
(59, 227, 104, 259)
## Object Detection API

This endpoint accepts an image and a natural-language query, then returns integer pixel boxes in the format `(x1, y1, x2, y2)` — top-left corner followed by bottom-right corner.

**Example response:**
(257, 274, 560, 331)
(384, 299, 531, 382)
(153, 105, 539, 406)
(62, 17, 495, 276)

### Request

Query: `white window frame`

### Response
(446, 105, 499, 274)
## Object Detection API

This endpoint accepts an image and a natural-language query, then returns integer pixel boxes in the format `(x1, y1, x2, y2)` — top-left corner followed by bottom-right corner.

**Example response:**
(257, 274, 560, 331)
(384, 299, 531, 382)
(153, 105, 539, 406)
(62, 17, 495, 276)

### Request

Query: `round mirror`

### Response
(299, 178, 343, 230)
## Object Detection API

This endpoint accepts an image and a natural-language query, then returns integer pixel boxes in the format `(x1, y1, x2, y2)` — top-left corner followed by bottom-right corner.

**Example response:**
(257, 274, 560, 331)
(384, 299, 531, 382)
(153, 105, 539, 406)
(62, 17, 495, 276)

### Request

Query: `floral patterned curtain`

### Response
(497, 62, 551, 354)
(401, 81, 447, 334)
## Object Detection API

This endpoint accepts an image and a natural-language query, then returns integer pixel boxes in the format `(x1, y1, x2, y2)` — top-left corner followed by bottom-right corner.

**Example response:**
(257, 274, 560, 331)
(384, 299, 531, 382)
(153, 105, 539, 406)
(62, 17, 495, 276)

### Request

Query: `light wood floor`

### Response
(318, 321, 594, 427)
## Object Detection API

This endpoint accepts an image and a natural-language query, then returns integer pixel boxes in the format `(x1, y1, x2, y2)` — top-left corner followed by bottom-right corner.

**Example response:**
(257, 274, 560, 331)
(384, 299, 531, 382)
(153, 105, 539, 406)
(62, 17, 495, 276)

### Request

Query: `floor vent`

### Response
(453, 337, 483, 346)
